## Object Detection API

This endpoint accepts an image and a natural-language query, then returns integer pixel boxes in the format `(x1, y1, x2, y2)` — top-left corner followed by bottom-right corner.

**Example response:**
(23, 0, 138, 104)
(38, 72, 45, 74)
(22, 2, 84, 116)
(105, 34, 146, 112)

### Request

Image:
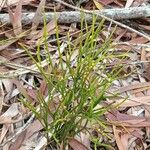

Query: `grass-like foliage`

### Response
(21, 15, 125, 148)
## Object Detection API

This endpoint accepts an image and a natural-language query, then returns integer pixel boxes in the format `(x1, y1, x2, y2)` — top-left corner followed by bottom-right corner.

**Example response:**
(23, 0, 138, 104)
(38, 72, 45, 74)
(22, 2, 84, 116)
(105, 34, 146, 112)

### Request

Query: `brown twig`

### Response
(54, 0, 150, 41)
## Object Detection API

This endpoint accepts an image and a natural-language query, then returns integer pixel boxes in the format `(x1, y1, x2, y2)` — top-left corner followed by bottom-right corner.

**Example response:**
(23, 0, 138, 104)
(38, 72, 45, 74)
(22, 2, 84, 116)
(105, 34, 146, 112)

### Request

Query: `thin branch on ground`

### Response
(0, 5, 150, 40)
(0, 6, 150, 23)
(54, 0, 150, 41)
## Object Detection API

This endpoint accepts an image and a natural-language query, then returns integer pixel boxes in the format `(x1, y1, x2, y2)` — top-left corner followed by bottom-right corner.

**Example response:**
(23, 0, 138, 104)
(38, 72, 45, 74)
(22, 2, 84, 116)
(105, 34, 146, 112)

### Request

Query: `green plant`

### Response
(20, 15, 125, 148)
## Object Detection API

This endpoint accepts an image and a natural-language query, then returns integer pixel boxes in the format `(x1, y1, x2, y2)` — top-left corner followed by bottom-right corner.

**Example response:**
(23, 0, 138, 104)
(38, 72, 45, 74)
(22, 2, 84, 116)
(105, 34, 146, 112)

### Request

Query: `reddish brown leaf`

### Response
(118, 82, 150, 93)
(25, 120, 43, 139)
(107, 111, 150, 127)
(131, 129, 143, 139)
(113, 0, 124, 7)
(80, 133, 91, 149)
(113, 127, 142, 150)
(26, 89, 37, 100)
(0, 124, 10, 144)
(97, 0, 114, 5)
(8, 0, 22, 35)
(114, 96, 150, 107)
(139, 24, 150, 31)
(39, 80, 47, 96)
(32, 0, 46, 29)
(128, 37, 149, 44)
(8, 120, 43, 149)
(113, 126, 128, 150)
(115, 29, 127, 42)
(9, 130, 27, 150)
(12, 79, 33, 102)
(31, 20, 56, 40)
(69, 138, 89, 150)
(145, 64, 150, 81)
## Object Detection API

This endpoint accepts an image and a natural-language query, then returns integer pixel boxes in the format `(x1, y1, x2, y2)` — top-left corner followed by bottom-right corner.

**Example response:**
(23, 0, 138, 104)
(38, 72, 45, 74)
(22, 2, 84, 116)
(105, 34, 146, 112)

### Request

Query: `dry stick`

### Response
(0, 4, 150, 24)
(1, 6, 150, 22)
(54, 0, 150, 41)
(0, 7, 150, 23)
(0, 7, 150, 39)
(0, 6, 150, 24)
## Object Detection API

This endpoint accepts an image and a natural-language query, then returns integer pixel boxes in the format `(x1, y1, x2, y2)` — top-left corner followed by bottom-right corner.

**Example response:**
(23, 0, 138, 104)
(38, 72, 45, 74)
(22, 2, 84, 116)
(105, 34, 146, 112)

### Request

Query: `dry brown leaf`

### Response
(24, 120, 43, 140)
(141, 47, 146, 61)
(34, 137, 47, 150)
(107, 111, 150, 127)
(128, 37, 149, 44)
(9, 130, 27, 150)
(97, 0, 114, 5)
(131, 129, 143, 139)
(1, 103, 19, 118)
(144, 105, 150, 138)
(144, 105, 150, 139)
(2, 79, 13, 93)
(125, 0, 134, 8)
(39, 80, 48, 95)
(10, 120, 43, 150)
(5, 88, 20, 103)
(0, 103, 20, 124)
(113, 126, 143, 150)
(118, 82, 150, 93)
(113, 126, 128, 150)
(0, 116, 12, 124)
(8, 0, 22, 35)
(0, 103, 20, 143)
(134, 92, 145, 97)
(32, 0, 46, 29)
(0, 124, 10, 144)
(145, 64, 150, 81)
(139, 24, 150, 31)
(113, 0, 124, 7)
(26, 89, 37, 100)
(12, 79, 33, 102)
(0, 39, 18, 51)
(114, 96, 150, 107)
(69, 138, 89, 150)
(115, 29, 127, 42)
(31, 20, 56, 41)
(0, 0, 34, 9)
(80, 133, 91, 149)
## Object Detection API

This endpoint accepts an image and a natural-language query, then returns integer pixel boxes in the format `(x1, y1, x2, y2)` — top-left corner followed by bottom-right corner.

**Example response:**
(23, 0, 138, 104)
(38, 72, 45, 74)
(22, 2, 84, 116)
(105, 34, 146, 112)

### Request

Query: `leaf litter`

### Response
(0, 0, 150, 149)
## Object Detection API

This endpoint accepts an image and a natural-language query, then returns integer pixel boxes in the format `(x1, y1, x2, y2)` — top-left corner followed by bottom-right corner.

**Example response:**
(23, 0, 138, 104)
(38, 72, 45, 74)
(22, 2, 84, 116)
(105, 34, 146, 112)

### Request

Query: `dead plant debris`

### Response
(0, 0, 150, 149)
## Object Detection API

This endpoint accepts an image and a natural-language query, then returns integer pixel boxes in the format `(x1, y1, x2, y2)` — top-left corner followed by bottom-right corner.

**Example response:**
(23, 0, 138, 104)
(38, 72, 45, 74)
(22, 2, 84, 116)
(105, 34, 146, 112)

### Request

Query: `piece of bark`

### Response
(0, 6, 150, 24)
